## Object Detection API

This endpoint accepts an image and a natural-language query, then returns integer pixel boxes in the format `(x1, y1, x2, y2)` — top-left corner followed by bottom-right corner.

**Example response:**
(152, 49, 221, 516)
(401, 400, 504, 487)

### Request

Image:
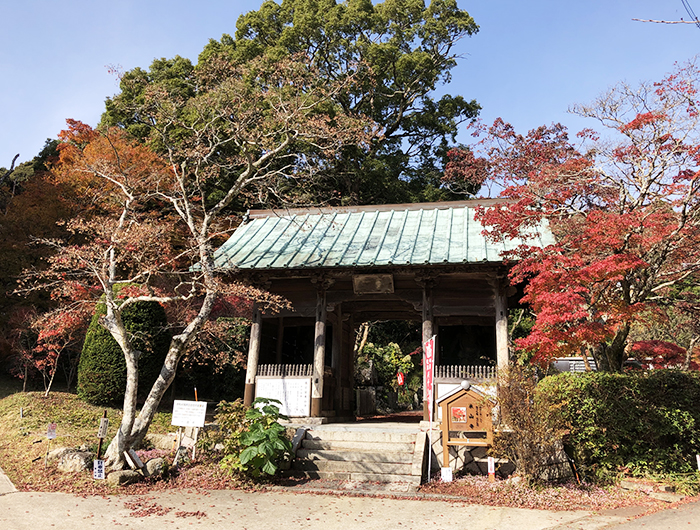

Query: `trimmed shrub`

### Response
(537, 370, 700, 479)
(77, 302, 171, 405)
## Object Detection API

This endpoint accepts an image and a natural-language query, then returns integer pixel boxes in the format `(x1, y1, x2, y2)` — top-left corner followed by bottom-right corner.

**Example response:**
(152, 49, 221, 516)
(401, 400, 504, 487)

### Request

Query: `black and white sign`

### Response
(93, 459, 105, 480)
(255, 377, 311, 417)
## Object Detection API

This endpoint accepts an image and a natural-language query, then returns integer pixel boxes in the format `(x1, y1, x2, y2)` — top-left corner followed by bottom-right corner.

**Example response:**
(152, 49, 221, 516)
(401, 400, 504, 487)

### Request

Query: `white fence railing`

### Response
(257, 364, 313, 377)
(434, 365, 497, 380)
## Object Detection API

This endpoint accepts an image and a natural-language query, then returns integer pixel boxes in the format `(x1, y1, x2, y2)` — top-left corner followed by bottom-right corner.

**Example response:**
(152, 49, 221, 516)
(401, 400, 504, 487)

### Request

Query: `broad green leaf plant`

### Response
(214, 397, 292, 478)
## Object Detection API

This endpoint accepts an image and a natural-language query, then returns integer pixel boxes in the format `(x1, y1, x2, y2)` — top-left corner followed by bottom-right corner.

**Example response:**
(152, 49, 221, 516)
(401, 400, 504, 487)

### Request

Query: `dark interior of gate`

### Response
(252, 268, 510, 420)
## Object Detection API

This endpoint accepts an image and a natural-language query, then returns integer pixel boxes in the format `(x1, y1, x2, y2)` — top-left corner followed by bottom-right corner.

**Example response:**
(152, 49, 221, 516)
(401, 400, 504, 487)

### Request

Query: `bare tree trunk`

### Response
(592, 323, 631, 372)
(104, 350, 139, 470)
(684, 336, 698, 371)
(0, 154, 19, 187)
(43, 351, 61, 397)
(355, 321, 370, 354)
(103, 290, 217, 470)
(581, 347, 593, 372)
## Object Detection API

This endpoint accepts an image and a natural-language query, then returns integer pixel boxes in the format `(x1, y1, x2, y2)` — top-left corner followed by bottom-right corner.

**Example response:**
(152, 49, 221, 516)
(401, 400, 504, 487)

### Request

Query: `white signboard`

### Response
(47, 423, 57, 440)
(93, 459, 105, 480)
(97, 418, 109, 439)
(255, 377, 311, 417)
(171, 400, 207, 427)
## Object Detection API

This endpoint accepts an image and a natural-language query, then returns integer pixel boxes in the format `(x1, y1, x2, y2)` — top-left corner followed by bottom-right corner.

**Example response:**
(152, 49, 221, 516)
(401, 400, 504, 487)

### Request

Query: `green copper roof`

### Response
(213, 201, 555, 271)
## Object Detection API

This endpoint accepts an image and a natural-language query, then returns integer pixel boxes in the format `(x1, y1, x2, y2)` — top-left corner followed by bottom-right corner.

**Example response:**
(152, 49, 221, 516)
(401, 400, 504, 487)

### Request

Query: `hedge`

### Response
(537, 370, 700, 478)
(77, 301, 171, 406)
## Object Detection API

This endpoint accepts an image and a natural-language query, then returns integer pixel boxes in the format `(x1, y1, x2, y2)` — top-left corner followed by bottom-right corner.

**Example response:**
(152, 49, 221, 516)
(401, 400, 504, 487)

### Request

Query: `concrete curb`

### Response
(0, 466, 17, 495)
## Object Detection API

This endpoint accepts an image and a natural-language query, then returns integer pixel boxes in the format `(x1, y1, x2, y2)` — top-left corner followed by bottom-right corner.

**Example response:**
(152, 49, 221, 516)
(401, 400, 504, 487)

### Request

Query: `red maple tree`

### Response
(20, 54, 377, 469)
(445, 60, 700, 371)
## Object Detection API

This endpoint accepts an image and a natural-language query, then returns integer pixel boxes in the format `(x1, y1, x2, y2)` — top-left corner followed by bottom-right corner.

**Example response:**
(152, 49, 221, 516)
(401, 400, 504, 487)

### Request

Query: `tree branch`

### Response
(632, 18, 700, 25)
(0, 154, 20, 187)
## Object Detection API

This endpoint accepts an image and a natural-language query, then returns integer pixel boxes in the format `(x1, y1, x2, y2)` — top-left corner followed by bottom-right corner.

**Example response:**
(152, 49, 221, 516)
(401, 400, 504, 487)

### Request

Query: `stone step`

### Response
(304, 429, 417, 444)
(301, 439, 415, 453)
(290, 427, 425, 485)
(288, 470, 421, 484)
(296, 448, 413, 464)
(293, 459, 413, 476)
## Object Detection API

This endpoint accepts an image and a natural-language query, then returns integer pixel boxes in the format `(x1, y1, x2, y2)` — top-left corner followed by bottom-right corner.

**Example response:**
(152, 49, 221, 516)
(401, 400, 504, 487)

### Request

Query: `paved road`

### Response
(0, 467, 698, 530)
(601, 500, 700, 529)
(0, 488, 631, 530)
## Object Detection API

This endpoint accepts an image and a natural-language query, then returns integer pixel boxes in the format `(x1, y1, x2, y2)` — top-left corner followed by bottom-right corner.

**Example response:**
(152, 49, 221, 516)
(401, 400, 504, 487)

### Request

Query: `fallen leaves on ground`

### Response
(420, 475, 664, 511)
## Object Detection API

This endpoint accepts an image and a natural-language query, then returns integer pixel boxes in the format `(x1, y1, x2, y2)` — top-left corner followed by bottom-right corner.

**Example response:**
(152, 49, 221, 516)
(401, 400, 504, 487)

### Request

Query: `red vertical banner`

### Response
(423, 335, 435, 416)
(424, 335, 436, 480)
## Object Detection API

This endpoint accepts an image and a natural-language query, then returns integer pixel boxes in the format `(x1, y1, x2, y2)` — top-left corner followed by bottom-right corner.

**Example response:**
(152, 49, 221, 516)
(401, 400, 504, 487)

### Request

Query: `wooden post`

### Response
(96, 410, 107, 460)
(494, 277, 509, 371)
(244, 307, 263, 407)
(311, 289, 327, 417)
(332, 304, 343, 414)
(275, 317, 284, 364)
(422, 285, 434, 421)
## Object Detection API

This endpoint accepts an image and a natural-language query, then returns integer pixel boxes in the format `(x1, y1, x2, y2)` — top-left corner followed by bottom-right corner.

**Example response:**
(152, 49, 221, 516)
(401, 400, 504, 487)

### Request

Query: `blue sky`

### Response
(0, 1, 698, 168)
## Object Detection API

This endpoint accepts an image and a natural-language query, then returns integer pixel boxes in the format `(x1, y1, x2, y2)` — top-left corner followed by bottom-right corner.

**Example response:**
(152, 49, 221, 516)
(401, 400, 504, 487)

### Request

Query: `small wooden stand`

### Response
(438, 386, 495, 469)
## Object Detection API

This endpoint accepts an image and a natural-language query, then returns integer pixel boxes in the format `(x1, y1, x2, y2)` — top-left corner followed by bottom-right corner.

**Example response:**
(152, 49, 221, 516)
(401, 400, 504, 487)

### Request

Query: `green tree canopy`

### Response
(102, 0, 481, 206)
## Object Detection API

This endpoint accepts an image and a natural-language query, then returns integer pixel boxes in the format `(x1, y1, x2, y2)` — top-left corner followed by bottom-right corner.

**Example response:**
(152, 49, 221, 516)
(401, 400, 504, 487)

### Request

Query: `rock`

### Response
(470, 446, 488, 459)
(57, 451, 94, 473)
(144, 457, 167, 478)
(145, 433, 177, 451)
(620, 479, 655, 493)
(46, 447, 72, 464)
(107, 470, 142, 487)
(650, 491, 685, 503)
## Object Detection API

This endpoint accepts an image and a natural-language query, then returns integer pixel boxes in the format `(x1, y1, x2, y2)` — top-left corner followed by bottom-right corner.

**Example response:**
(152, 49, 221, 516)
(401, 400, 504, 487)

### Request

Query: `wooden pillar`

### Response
(494, 277, 509, 371)
(275, 317, 284, 364)
(422, 285, 434, 421)
(311, 289, 327, 417)
(332, 304, 343, 412)
(244, 307, 263, 407)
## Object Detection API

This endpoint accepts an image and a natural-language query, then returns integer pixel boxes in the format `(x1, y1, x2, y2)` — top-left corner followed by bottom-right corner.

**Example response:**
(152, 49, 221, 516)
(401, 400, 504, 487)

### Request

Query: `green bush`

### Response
(210, 398, 292, 478)
(537, 370, 700, 479)
(77, 302, 171, 405)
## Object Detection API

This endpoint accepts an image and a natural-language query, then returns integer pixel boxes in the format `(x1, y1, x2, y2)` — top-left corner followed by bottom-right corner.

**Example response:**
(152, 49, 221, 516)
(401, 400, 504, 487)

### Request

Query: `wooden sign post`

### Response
(94, 411, 108, 480)
(45, 422, 56, 468)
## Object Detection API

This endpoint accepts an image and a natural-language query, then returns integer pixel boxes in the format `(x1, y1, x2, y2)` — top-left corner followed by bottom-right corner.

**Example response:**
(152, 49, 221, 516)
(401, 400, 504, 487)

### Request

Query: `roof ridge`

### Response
(246, 199, 511, 219)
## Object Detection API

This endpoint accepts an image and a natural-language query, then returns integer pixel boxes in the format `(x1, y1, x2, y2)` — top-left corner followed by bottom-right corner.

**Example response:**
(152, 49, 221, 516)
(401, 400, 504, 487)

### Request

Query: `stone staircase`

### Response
(289, 425, 426, 484)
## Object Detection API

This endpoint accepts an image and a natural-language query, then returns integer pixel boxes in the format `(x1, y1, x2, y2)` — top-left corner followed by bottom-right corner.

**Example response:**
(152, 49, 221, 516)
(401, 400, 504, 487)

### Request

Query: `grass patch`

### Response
(0, 389, 174, 493)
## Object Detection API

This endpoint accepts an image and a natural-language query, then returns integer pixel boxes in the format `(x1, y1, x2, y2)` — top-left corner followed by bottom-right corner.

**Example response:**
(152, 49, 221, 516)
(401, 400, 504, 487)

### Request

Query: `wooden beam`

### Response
(332, 303, 343, 413)
(244, 307, 263, 407)
(494, 277, 509, 370)
(311, 289, 327, 417)
(275, 317, 284, 364)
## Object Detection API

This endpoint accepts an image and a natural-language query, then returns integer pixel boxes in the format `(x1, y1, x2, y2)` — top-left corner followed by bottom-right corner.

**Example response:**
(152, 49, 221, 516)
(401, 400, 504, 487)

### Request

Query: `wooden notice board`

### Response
(437, 387, 495, 467)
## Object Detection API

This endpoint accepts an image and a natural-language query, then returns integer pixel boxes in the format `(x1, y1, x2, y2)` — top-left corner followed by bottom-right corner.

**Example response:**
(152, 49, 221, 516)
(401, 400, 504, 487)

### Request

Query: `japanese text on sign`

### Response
(171, 400, 207, 427)
(97, 418, 109, 438)
(93, 459, 105, 480)
(424, 335, 435, 407)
